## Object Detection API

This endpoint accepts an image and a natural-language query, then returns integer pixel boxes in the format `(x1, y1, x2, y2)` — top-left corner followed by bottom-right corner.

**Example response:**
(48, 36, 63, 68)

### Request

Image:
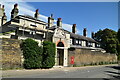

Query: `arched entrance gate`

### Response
(57, 42, 64, 66)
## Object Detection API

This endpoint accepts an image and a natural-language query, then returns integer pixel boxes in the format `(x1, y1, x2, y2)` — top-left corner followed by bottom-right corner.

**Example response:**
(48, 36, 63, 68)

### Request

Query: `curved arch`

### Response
(57, 42, 64, 47)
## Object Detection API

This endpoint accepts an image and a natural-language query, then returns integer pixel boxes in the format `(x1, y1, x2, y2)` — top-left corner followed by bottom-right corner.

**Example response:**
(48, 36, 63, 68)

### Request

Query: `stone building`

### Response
(1, 4, 116, 67)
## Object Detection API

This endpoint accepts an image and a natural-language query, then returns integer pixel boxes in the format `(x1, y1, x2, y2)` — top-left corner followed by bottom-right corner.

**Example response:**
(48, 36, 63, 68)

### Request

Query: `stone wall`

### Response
(68, 48, 117, 66)
(0, 38, 23, 69)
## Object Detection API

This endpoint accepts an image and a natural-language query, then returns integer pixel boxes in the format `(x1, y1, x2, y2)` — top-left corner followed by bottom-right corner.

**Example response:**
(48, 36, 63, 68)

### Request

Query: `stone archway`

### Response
(57, 42, 64, 66)
(57, 42, 64, 47)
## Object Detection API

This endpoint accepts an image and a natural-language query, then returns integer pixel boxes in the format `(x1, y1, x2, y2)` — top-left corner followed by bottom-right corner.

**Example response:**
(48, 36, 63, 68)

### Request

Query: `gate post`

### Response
(64, 48, 68, 67)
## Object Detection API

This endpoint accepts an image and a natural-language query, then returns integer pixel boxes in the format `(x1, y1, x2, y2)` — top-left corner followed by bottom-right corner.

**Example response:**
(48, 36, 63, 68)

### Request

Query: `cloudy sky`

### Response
(0, 0, 119, 37)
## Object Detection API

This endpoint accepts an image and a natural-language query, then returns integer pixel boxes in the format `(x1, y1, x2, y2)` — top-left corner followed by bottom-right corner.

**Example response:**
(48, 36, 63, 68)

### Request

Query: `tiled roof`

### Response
(47, 26, 97, 43)
(70, 32, 97, 43)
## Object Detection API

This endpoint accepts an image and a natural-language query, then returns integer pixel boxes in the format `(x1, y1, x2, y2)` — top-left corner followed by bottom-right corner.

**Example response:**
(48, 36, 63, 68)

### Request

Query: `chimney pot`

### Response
(34, 9, 39, 19)
(48, 14, 54, 28)
(51, 14, 53, 18)
(72, 24, 76, 34)
(2, 5, 4, 8)
(57, 18, 62, 27)
(91, 32, 95, 39)
(58, 18, 62, 21)
(36, 9, 39, 13)
(73, 24, 76, 26)
(14, 3, 18, 8)
(83, 28, 87, 37)
(3, 13, 6, 16)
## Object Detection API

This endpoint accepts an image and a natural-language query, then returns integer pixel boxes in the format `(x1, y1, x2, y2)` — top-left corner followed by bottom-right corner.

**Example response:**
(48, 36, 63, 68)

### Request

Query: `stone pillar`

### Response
(55, 48, 58, 66)
(64, 48, 68, 67)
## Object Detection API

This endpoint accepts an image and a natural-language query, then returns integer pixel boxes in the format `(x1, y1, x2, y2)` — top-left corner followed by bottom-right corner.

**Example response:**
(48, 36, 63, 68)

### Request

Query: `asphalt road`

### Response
(2, 64, 120, 79)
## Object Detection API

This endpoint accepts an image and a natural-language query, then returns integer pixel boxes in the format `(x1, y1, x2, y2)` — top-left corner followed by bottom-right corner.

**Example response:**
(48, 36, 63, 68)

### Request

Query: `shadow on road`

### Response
(104, 65, 120, 79)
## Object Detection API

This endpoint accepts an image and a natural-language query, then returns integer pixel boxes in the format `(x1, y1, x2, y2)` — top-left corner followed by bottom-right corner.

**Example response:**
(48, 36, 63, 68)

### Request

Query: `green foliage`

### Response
(21, 38, 43, 69)
(117, 29, 120, 61)
(42, 41, 56, 68)
(94, 28, 118, 54)
(117, 44, 120, 60)
(117, 29, 120, 42)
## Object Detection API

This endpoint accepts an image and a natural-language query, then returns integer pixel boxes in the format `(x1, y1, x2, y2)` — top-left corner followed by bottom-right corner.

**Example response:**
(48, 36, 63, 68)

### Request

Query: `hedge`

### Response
(42, 41, 56, 68)
(21, 38, 43, 69)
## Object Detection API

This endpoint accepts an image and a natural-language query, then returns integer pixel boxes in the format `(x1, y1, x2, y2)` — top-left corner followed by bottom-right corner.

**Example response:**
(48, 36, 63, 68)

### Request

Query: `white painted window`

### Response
(82, 41, 86, 46)
(76, 40, 78, 44)
(29, 31, 32, 34)
(70, 39, 72, 44)
(92, 43, 95, 47)
(79, 40, 82, 46)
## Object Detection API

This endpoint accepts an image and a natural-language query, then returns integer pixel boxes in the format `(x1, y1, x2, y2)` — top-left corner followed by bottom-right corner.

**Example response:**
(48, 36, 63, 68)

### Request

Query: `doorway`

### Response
(57, 49, 64, 66)
(57, 42, 64, 66)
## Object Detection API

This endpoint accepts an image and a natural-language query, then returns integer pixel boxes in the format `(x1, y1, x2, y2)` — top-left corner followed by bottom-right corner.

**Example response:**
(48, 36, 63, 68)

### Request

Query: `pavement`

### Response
(2, 64, 120, 79)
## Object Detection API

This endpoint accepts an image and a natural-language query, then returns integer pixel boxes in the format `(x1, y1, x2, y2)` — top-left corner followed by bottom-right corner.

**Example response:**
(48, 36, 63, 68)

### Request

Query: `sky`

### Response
(0, 1, 118, 37)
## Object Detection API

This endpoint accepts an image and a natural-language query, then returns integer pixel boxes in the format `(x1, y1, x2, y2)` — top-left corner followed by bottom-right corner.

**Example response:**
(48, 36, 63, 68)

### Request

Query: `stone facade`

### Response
(0, 38, 23, 69)
(53, 28, 70, 66)
(0, 3, 118, 68)
(68, 48, 117, 66)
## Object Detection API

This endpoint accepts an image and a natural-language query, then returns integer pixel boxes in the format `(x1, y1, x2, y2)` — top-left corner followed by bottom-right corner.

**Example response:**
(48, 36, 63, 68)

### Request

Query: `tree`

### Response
(117, 29, 120, 61)
(21, 38, 43, 69)
(117, 29, 120, 42)
(42, 41, 56, 68)
(94, 28, 119, 54)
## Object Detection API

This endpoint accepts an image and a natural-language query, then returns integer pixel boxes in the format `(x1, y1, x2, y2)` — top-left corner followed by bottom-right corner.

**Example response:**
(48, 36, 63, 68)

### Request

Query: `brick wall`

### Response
(0, 38, 23, 69)
(68, 48, 117, 66)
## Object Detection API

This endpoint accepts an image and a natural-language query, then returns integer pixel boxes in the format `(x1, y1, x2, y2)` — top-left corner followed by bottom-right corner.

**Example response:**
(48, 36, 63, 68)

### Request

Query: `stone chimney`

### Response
(0, 4, 5, 26)
(11, 3, 19, 19)
(83, 28, 87, 37)
(1, 12, 7, 25)
(34, 9, 39, 19)
(91, 32, 95, 39)
(72, 24, 76, 34)
(57, 18, 62, 27)
(48, 14, 54, 28)
(2, 5, 4, 13)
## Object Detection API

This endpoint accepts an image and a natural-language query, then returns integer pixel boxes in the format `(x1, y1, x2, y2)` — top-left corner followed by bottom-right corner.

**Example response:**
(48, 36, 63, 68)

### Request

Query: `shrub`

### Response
(42, 41, 56, 68)
(117, 44, 120, 61)
(21, 38, 43, 69)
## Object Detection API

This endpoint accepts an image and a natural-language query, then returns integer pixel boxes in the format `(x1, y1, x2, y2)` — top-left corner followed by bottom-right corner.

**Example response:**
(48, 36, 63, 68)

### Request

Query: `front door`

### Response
(57, 49, 64, 66)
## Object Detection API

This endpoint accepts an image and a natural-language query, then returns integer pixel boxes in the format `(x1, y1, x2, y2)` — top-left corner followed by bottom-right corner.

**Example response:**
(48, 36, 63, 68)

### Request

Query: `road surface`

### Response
(2, 64, 120, 79)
